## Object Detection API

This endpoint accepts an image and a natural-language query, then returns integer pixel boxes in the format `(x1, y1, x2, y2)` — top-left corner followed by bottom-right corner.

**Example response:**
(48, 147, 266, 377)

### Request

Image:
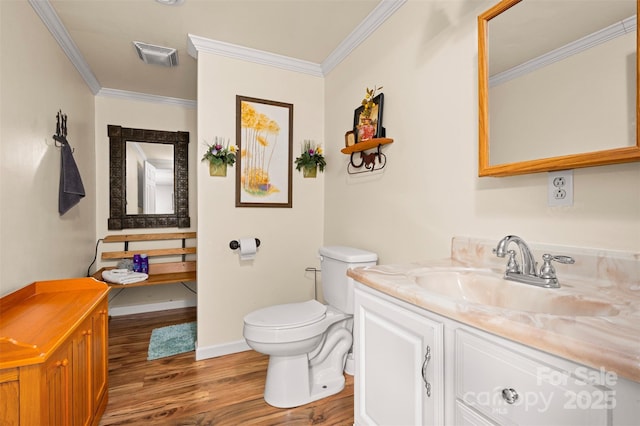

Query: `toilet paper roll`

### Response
(239, 238, 257, 261)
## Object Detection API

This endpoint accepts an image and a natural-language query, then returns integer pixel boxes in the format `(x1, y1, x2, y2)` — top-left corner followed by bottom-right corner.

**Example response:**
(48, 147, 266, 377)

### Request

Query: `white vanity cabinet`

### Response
(455, 329, 611, 426)
(354, 283, 640, 426)
(354, 285, 444, 426)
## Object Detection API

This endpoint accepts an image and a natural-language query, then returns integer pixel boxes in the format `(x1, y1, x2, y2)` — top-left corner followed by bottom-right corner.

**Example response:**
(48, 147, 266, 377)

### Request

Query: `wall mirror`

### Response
(478, 0, 640, 177)
(108, 125, 190, 230)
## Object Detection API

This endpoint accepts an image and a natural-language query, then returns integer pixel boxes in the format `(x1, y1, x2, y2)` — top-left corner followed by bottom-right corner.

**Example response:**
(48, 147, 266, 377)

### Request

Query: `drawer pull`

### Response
(421, 346, 432, 397)
(501, 388, 519, 404)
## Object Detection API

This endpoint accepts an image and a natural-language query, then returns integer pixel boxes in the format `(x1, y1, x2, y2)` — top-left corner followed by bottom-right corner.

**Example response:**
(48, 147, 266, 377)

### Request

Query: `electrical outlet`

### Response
(548, 170, 573, 206)
(554, 188, 566, 199)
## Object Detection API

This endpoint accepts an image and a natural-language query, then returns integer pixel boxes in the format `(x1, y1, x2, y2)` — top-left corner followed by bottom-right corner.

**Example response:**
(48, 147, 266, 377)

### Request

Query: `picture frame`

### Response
(353, 92, 384, 143)
(344, 130, 355, 148)
(236, 95, 293, 208)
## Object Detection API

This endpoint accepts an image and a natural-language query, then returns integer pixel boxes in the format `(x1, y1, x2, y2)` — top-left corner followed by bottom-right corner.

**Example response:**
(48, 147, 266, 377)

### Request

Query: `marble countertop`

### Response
(347, 237, 640, 383)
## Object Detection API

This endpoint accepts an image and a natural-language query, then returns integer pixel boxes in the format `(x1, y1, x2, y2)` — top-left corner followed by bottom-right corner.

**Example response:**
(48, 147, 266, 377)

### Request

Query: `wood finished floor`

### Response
(99, 307, 354, 426)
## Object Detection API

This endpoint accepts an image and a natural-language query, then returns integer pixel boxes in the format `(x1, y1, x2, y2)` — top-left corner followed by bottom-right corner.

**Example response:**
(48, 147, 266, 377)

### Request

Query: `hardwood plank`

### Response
(101, 247, 197, 260)
(103, 233, 197, 243)
(99, 308, 354, 425)
(93, 268, 196, 288)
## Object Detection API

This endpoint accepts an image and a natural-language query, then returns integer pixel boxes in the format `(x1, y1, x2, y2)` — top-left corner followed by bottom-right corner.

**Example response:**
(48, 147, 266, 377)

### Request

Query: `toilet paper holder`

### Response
(229, 238, 261, 250)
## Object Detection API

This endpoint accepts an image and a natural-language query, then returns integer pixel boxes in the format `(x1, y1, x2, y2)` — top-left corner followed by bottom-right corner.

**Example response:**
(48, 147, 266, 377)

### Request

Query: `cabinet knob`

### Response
(501, 388, 519, 404)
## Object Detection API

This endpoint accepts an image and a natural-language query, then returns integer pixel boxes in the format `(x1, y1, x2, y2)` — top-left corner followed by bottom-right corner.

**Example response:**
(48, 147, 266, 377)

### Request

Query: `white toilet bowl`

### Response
(243, 299, 353, 408)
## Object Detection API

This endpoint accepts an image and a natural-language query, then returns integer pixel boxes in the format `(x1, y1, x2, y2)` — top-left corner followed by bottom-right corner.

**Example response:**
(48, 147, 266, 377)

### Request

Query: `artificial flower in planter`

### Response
(361, 85, 382, 119)
(294, 140, 326, 178)
(202, 137, 237, 176)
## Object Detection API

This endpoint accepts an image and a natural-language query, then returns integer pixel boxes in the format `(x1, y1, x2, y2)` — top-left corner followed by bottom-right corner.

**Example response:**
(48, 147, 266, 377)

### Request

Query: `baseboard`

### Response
(108, 299, 197, 316)
(195, 339, 251, 360)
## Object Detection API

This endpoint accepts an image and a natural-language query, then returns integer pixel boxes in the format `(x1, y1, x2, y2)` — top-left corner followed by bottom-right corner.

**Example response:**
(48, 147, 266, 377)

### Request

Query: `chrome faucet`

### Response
(493, 235, 574, 288)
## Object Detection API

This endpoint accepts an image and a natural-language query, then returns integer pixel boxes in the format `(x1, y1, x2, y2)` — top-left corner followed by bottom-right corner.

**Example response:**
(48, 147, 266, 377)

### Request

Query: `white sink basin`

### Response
(411, 270, 619, 317)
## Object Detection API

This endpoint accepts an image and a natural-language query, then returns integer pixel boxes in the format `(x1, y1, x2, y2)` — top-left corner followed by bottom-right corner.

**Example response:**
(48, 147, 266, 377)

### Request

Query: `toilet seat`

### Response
(244, 300, 327, 329)
(244, 300, 349, 345)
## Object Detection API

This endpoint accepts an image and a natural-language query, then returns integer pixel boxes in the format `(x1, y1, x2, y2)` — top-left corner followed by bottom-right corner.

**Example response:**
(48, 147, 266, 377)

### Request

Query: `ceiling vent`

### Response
(133, 41, 178, 67)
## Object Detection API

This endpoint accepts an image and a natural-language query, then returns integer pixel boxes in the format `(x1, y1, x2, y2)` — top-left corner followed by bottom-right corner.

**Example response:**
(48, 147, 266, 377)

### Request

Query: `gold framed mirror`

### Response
(478, 0, 640, 177)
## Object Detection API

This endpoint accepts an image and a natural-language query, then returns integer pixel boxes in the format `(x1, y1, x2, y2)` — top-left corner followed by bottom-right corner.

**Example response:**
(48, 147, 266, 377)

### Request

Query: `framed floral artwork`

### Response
(236, 96, 293, 208)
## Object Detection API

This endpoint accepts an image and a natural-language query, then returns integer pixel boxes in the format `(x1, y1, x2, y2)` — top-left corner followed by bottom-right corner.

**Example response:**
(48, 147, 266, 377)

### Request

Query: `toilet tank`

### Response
(319, 246, 377, 314)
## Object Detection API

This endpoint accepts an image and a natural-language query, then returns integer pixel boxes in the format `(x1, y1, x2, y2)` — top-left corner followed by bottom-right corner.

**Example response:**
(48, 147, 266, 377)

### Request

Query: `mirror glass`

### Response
(108, 125, 190, 230)
(479, 0, 640, 176)
(125, 142, 175, 215)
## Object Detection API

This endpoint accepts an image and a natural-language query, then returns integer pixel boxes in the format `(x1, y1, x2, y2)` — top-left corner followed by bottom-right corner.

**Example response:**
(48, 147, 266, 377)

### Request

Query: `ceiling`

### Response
(31, 0, 402, 102)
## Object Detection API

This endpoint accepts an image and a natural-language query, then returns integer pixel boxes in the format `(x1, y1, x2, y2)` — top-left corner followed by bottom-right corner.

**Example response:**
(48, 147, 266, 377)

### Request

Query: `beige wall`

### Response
(92, 97, 198, 311)
(0, 1, 96, 295)
(195, 53, 325, 351)
(324, 0, 640, 267)
(491, 32, 635, 164)
(93, 96, 197, 242)
(3, 0, 639, 356)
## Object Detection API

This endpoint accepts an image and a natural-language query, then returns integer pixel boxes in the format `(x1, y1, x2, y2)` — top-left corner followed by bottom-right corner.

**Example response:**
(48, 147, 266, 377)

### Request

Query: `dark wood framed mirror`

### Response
(107, 125, 190, 230)
(478, 0, 640, 177)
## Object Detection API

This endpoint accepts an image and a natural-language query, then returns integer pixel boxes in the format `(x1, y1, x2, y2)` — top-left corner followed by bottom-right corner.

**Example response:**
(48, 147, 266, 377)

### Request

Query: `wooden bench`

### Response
(92, 232, 196, 288)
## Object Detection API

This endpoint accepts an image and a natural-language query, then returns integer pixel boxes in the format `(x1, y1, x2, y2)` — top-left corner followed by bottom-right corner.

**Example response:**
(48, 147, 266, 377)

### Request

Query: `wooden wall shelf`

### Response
(92, 232, 196, 288)
(341, 138, 394, 154)
(341, 138, 394, 174)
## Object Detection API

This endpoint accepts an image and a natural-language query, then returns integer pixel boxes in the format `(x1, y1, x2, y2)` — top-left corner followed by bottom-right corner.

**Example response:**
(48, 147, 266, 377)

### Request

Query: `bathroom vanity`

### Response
(350, 237, 640, 426)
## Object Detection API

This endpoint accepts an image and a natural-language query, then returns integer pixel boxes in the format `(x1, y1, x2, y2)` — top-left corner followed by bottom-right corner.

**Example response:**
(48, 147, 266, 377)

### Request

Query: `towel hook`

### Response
(53, 110, 73, 152)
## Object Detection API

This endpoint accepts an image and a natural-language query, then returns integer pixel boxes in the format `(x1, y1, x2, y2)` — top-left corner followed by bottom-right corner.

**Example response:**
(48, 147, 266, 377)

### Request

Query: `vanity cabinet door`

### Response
(0, 369, 20, 425)
(72, 317, 93, 426)
(354, 286, 444, 426)
(91, 300, 109, 418)
(44, 341, 74, 426)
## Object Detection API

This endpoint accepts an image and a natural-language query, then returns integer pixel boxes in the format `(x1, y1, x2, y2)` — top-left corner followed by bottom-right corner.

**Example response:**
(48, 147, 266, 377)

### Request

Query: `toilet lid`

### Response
(244, 300, 327, 328)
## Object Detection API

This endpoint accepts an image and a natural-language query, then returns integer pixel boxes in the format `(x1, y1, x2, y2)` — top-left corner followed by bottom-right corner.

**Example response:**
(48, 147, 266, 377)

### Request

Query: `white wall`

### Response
(324, 0, 640, 266)
(0, 1, 96, 295)
(195, 52, 325, 352)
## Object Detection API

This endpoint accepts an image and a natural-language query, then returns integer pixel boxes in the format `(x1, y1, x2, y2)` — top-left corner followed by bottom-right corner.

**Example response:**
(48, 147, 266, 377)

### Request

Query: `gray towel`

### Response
(58, 136, 85, 215)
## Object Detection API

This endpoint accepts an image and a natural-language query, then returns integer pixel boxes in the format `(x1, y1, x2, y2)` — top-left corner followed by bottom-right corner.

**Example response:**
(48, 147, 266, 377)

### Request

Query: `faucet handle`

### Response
(505, 250, 520, 273)
(550, 255, 575, 265)
(539, 254, 575, 279)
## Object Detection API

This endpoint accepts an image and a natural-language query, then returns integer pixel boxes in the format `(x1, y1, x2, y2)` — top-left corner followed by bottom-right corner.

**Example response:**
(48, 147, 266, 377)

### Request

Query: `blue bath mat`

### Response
(147, 322, 196, 360)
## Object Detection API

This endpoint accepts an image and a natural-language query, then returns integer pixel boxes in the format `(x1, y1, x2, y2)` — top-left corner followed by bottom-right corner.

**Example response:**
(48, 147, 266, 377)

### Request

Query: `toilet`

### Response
(243, 246, 378, 408)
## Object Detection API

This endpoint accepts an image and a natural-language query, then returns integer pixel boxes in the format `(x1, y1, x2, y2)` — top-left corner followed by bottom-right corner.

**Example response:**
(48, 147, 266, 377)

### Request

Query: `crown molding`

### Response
(490, 15, 637, 87)
(187, 34, 324, 77)
(97, 88, 197, 109)
(28, 0, 101, 95)
(321, 0, 407, 75)
(188, 0, 407, 77)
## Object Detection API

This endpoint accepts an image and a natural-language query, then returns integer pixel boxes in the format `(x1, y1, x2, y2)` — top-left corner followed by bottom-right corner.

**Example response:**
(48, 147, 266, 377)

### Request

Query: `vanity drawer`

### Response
(455, 329, 612, 426)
